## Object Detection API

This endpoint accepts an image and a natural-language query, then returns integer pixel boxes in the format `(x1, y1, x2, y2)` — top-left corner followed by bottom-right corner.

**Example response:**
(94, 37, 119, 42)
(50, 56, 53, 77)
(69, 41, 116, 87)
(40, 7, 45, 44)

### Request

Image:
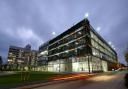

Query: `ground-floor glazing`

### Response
(38, 55, 110, 73)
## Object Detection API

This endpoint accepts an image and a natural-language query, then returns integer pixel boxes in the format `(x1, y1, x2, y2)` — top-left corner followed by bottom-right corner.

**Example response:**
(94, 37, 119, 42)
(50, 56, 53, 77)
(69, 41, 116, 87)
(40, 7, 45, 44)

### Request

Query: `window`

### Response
(77, 46, 86, 56)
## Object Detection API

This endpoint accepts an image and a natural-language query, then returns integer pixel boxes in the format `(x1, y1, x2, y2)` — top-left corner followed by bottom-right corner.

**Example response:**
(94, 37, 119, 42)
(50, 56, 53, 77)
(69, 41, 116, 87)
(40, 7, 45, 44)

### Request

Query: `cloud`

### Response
(5, 27, 43, 48)
(0, 0, 128, 65)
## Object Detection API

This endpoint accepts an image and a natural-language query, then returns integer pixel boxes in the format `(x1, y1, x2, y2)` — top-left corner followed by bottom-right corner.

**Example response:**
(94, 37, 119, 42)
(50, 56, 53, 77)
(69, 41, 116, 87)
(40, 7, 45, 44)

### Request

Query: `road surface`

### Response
(35, 71, 127, 89)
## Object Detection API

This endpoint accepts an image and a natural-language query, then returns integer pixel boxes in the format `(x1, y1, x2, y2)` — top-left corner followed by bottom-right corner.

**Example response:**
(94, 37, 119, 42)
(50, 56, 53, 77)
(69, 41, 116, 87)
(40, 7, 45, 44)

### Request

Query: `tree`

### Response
(0, 56, 2, 70)
(125, 51, 128, 65)
(0, 56, 2, 65)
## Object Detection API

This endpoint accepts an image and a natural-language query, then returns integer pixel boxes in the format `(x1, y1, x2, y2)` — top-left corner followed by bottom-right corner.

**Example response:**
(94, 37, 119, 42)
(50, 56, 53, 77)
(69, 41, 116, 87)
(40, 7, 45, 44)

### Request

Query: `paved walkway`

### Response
(0, 71, 15, 76)
(35, 72, 127, 89)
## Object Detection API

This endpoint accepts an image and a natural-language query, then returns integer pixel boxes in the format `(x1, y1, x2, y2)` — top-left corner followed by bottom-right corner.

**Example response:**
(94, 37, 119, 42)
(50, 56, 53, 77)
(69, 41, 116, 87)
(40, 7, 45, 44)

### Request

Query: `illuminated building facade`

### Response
(39, 19, 118, 73)
(8, 44, 38, 70)
(38, 42, 48, 71)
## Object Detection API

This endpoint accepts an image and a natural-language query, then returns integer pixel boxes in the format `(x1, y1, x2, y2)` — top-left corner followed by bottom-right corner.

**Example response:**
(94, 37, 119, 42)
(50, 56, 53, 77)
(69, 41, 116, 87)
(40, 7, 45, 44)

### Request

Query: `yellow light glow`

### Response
(89, 75, 115, 82)
(72, 62, 79, 72)
(53, 74, 92, 81)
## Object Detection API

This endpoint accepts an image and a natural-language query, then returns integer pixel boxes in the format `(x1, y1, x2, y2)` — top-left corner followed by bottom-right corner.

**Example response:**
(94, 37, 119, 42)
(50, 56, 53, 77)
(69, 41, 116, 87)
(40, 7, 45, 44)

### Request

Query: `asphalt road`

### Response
(35, 71, 127, 89)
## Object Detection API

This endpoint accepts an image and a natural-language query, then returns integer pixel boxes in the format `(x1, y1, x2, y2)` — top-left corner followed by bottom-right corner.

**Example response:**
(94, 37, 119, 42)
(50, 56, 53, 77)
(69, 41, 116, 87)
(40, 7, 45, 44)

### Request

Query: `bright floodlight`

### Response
(84, 12, 89, 18)
(108, 41, 112, 45)
(52, 31, 56, 36)
(96, 27, 101, 32)
(111, 45, 114, 48)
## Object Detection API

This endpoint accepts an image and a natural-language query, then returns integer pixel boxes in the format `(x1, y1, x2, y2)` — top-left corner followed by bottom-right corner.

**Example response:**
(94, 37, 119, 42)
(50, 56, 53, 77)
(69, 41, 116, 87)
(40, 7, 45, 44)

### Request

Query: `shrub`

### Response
(124, 73, 128, 88)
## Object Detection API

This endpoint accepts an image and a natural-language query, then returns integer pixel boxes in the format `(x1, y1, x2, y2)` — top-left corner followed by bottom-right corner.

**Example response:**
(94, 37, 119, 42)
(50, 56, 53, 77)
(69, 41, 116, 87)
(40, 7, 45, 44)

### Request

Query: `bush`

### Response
(124, 73, 128, 88)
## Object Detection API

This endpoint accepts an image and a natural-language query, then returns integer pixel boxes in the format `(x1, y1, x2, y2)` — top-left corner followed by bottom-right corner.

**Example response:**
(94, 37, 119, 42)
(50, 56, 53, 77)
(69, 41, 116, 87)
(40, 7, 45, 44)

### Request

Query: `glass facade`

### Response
(38, 19, 118, 73)
(90, 30, 117, 63)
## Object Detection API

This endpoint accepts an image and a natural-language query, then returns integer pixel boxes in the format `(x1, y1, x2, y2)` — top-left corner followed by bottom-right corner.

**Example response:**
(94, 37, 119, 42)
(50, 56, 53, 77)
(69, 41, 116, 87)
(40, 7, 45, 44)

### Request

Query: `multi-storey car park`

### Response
(38, 18, 118, 73)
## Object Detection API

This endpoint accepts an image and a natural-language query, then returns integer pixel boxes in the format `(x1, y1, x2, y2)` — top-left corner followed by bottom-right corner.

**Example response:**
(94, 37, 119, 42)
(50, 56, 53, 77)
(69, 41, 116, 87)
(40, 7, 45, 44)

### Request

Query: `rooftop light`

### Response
(111, 45, 114, 48)
(84, 12, 89, 18)
(108, 41, 116, 50)
(96, 27, 101, 32)
(52, 31, 56, 36)
(108, 41, 112, 45)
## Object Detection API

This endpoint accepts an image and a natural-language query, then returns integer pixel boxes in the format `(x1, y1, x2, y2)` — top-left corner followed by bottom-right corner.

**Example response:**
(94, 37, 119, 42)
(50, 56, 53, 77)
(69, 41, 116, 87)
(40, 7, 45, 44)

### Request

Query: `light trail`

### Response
(52, 73, 94, 81)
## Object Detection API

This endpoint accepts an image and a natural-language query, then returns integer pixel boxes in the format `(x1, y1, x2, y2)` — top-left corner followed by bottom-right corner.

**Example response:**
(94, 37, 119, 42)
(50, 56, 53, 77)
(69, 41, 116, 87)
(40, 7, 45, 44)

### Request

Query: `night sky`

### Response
(0, 0, 128, 64)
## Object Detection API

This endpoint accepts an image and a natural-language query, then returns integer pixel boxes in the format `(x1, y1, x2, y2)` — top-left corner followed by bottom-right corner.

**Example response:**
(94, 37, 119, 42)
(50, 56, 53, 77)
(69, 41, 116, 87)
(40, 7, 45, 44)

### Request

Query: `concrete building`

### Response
(8, 44, 38, 70)
(39, 18, 118, 73)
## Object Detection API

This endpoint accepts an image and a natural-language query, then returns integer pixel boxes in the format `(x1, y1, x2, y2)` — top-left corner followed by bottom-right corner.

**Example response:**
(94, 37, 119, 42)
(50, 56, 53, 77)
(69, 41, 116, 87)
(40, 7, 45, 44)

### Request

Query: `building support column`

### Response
(88, 55, 91, 74)
(59, 59, 60, 72)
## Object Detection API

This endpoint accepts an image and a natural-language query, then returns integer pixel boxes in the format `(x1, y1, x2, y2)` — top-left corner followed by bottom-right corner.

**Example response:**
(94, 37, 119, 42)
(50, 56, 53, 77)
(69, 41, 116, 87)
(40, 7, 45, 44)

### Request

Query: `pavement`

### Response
(0, 71, 16, 76)
(34, 71, 127, 89)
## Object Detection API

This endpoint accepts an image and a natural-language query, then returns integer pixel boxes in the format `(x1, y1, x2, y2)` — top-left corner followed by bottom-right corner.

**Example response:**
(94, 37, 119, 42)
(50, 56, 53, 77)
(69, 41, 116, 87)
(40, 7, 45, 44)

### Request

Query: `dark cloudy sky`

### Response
(0, 0, 128, 64)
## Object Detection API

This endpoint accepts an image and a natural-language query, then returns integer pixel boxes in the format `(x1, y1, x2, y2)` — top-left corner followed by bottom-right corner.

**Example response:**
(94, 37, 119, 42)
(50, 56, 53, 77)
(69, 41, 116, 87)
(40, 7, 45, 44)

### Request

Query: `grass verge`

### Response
(0, 71, 62, 86)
